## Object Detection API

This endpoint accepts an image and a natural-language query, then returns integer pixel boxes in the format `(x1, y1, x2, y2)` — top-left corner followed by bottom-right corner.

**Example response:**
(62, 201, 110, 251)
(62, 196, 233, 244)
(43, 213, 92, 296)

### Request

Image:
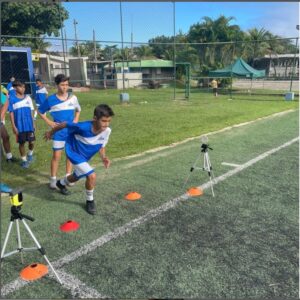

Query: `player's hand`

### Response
(44, 131, 52, 141)
(48, 120, 59, 128)
(102, 157, 110, 169)
(12, 126, 18, 135)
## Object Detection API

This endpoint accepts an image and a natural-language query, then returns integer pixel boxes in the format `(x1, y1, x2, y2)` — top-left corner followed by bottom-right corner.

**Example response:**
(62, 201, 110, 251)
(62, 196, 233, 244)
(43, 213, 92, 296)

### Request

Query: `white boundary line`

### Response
(222, 162, 241, 167)
(1, 136, 298, 297)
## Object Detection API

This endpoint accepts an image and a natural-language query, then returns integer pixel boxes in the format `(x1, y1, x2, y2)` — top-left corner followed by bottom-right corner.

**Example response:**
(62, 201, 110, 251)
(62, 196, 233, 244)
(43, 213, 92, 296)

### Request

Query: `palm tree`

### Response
(243, 28, 271, 65)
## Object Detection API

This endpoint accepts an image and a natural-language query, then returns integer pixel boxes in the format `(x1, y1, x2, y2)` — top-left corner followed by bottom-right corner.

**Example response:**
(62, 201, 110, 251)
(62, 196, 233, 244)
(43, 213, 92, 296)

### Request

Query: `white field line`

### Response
(222, 162, 242, 167)
(50, 270, 109, 299)
(1, 136, 298, 297)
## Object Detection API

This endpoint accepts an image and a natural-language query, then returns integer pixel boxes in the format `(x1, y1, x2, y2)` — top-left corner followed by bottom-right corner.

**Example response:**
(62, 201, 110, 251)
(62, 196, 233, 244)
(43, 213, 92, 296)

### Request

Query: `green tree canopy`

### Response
(1, 2, 68, 51)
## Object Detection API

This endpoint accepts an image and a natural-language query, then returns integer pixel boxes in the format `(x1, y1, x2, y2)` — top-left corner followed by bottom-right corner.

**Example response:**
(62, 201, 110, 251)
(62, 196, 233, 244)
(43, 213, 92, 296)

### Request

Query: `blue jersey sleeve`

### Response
(66, 122, 82, 135)
(38, 99, 50, 114)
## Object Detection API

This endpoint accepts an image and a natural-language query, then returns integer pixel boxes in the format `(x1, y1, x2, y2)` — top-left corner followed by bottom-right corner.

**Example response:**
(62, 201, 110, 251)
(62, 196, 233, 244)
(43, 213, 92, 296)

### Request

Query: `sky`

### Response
(60, 2, 299, 47)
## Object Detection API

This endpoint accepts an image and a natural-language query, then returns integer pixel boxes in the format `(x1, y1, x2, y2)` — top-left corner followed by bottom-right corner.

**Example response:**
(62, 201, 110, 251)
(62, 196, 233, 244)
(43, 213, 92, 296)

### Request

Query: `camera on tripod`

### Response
(200, 136, 213, 153)
(9, 189, 23, 207)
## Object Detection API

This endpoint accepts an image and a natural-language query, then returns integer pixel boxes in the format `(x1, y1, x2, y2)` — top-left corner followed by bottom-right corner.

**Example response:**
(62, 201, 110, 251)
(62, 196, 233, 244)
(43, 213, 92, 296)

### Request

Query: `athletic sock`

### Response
(28, 150, 33, 156)
(6, 153, 12, 159)
(21, 156, 27, 162)
(86, 189, 94, 201)
(50, 176, 56, 185)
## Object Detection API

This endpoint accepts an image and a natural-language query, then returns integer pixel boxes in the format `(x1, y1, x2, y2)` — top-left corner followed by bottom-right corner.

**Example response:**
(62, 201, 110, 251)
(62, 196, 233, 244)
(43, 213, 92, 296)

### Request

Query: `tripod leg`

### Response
(205, 153, 215, 197)
(182, 152, 202, 190)
(16, 220, 24, 264)
(1, 221, 14, 259)
(21, 219, 62, 284)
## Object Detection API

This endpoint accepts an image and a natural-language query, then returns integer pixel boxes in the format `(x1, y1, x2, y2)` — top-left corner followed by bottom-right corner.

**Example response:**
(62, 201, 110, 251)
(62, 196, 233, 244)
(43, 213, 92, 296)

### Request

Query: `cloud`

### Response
(247, 3, 299, 38)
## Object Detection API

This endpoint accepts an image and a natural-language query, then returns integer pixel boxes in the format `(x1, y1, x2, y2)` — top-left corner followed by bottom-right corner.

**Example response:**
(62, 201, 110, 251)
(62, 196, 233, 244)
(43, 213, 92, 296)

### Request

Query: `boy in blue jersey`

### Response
(7, 77, 16, 97)
(8, 81, 35, 168)
(34, 79, 48, 120)
(44, 104, 114, 215)
(38, 74, 81, 189)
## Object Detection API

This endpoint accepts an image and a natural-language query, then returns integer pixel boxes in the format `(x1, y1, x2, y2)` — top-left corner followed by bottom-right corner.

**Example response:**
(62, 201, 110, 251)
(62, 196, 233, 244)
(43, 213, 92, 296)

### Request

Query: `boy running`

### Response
(38, 74, 81, 189)
(44, 104, 114, 215)
(34, 79, 48, 120)
(8, 81, 35, 168)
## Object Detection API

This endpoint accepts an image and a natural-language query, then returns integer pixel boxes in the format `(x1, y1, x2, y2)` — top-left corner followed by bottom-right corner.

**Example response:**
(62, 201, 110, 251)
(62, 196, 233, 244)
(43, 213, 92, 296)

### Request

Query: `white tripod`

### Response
(1, 205, 62, 284)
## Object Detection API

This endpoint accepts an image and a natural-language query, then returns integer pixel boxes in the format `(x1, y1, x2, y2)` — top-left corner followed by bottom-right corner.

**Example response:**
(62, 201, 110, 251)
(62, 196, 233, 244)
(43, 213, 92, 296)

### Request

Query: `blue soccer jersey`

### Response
(7, 82, 16, 97)
(65, 121, 111, 165)
(38, 94, 81, 141)
(35, 85, 48, 106)
(8, 94, 34, 132)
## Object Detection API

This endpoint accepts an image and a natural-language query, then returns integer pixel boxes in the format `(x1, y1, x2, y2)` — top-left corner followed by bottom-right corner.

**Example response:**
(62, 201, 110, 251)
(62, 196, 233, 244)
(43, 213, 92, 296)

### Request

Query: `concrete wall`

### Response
(116, 72, 143, 89)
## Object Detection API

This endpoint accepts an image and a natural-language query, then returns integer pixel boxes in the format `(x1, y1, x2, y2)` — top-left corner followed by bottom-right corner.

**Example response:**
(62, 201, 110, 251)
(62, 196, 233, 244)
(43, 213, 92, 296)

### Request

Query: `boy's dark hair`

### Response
(54, 74, 69, 85)
(94, 104, 114, 119)
(36, 78, 42, 83)
(12, 80, 25, 88)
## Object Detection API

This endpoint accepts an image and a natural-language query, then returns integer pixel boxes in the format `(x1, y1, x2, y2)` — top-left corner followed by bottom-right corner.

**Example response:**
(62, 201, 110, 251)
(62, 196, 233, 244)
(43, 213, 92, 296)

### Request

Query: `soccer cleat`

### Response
(6, 157, 18, 163)
(86, 200, 96, 215)
(21, 161, 30, 169)
(27, 155, 33, 162)
(56, 180, 71, 195)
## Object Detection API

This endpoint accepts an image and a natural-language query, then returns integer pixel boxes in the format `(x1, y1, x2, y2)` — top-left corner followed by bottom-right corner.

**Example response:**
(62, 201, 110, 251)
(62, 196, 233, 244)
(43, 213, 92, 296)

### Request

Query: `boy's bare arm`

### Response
(1, 99, 9, 121)
(44, 122, 67, 141)
(38, 111, 58, 128)
(9, 112, 18, 135)
(99, 147, 110, 169)
(73, 110, 80, 123)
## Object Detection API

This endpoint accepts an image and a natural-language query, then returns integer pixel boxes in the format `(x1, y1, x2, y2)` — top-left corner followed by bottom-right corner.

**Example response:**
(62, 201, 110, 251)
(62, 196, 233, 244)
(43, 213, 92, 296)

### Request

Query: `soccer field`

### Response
(1, 109, 298, 299)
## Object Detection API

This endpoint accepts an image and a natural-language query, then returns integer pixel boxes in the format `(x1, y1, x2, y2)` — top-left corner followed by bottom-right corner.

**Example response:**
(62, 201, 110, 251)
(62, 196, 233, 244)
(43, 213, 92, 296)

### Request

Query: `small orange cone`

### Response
(20, 263, 48, 281)
(60, 220, 80, 232)
(124, 192, 141, 201)
(187, 187, 203, 197)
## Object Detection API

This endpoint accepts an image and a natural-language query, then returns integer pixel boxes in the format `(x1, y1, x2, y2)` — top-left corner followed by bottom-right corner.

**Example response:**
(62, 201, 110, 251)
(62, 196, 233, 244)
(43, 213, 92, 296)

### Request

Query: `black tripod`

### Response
(1, 205, 62, 284)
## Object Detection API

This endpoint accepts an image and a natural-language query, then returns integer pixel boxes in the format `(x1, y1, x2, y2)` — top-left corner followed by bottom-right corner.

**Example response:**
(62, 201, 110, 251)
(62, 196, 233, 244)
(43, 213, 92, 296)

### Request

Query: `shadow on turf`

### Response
(24, 184, 84, 208)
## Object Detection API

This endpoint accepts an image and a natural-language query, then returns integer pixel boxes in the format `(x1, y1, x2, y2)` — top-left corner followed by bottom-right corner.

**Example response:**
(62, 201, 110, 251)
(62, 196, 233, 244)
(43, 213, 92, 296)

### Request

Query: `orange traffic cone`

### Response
(20, 263, 48, 281)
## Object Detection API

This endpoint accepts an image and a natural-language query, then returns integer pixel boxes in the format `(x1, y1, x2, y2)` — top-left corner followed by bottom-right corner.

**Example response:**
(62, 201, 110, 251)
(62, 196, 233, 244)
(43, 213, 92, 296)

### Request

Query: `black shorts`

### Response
(213, 88, 217, 93)
(17, 131, 35, 144)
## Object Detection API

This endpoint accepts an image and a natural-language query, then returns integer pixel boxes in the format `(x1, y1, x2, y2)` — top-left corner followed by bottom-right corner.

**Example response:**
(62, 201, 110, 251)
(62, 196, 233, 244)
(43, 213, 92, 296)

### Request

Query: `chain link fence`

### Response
(1, 2, 299, 99)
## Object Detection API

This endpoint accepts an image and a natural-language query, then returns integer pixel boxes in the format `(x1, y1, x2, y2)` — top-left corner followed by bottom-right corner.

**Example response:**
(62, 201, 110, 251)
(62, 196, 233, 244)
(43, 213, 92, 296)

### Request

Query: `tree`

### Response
(1, 2, 68, 51)
(187, 15, 244, 73)
(69, 41, 102, 59)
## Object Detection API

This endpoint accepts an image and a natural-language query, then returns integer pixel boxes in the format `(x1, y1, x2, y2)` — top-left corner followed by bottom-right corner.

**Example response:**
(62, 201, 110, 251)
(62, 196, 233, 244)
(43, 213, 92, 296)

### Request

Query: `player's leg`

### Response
(65, 158, 75, 186)
(85, 172, 97, 214)
(18, 137, 29, 168)
(0, 124, 14, 162)
(27, 132, 35, 162)
(50, 141, 65, 189)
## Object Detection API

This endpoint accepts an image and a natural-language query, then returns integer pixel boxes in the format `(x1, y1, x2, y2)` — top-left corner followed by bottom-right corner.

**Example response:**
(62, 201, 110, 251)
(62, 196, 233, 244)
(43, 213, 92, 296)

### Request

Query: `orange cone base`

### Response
(124, 192, 141, 201)
(187, 187, 203, 197)
(20, 263, 48, 281)
(60, 220, 80, 232)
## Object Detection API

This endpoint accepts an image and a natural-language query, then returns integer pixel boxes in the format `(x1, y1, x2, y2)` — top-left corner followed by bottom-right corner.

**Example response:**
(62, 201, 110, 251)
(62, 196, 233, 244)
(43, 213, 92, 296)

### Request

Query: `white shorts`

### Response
(53, 140, 65, 151)
(73, 162, 95, 179)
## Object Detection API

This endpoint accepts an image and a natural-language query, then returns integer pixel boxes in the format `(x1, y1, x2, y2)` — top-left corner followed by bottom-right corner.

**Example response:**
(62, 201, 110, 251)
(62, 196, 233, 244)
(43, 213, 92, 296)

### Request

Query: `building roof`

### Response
(114, 59, 174, 68)
(263, 54, 299, 58)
